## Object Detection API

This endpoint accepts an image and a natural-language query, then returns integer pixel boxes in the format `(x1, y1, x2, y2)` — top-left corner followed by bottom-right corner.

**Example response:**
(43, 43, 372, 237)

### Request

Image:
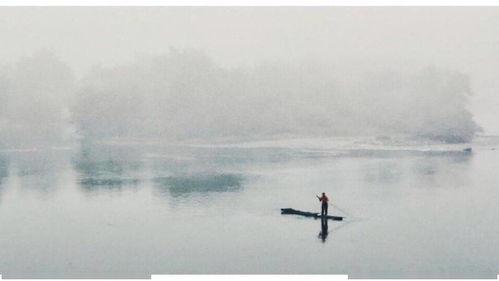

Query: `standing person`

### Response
(316, 192, 329, 216)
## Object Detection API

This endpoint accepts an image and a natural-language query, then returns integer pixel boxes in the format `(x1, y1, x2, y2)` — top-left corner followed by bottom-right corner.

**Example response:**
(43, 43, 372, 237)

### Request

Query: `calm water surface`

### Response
(0, 137, 498, 278)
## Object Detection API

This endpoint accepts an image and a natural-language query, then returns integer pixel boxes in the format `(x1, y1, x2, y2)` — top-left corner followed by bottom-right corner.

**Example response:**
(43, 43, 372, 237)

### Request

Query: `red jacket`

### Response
(319, 195, 329, 204)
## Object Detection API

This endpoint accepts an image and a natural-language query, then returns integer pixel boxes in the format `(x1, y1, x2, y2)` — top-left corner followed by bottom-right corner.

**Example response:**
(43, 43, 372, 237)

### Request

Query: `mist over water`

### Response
(0, 137, 498, 278)
(1, 7, 499, 279)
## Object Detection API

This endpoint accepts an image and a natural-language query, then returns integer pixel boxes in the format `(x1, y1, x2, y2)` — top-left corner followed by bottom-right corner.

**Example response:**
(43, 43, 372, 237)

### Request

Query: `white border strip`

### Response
(3, 0, 499, 6)
(151, 276, 350, 281)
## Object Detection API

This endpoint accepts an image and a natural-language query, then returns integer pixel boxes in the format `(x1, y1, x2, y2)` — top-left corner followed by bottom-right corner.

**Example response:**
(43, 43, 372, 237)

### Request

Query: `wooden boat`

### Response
(281, 208, 344, 221)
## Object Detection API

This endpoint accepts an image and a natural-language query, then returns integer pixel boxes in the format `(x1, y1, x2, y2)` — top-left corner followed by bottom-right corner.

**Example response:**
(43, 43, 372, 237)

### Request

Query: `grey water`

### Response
(0, 137, 498, 278)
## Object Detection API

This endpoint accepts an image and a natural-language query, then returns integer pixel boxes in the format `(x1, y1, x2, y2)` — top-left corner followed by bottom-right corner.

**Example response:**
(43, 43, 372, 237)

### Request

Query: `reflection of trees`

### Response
(7, 150, 70, 195)
(76, 160, 140, 192)
(154, 173, 242, 197)
(0, 154, 9, 179)
(355, 150, 472, 187)
(73, 143, 143, 193)
(362, 160, 403, 183)
(0, 154, 6, 202)
(411, 152, 472, 187)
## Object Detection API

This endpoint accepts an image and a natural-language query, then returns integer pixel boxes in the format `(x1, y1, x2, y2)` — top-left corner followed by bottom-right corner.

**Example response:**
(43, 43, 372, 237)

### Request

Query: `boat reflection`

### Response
(318, 217, 329, 243)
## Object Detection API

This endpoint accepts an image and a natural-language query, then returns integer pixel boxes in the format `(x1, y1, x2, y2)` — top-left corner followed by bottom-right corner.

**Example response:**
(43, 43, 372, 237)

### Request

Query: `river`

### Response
(0, 136, 498, 278)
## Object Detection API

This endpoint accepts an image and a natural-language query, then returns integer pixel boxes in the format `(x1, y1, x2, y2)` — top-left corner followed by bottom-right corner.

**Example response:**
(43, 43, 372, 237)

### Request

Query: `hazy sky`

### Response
(1, 7, 499, 134)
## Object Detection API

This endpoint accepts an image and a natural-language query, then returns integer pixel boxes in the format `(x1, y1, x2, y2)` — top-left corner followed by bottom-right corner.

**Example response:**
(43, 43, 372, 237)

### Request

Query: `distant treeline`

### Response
(0, 49, 481, 148)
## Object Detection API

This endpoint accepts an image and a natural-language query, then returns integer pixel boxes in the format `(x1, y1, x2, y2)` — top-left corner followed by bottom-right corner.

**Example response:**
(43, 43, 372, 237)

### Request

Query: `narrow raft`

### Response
(281, 208, 344, 221)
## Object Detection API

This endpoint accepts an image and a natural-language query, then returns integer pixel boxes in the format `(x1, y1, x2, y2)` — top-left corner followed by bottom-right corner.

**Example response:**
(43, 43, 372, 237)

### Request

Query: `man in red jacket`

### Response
(317, 192, 329, 216)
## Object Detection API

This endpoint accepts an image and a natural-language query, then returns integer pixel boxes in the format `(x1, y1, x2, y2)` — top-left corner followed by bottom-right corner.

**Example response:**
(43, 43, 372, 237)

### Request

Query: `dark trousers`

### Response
(321, 203, 328, 216)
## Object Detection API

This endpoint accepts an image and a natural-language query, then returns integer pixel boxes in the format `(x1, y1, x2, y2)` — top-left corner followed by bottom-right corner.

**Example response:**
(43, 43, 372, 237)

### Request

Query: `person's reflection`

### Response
(318, 217, 329, 243)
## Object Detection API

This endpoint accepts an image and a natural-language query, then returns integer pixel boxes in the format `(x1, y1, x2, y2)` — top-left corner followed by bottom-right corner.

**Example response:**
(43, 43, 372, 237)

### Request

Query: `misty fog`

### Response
(4, 7, 499, 279)
(0, 48, 480, 149)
